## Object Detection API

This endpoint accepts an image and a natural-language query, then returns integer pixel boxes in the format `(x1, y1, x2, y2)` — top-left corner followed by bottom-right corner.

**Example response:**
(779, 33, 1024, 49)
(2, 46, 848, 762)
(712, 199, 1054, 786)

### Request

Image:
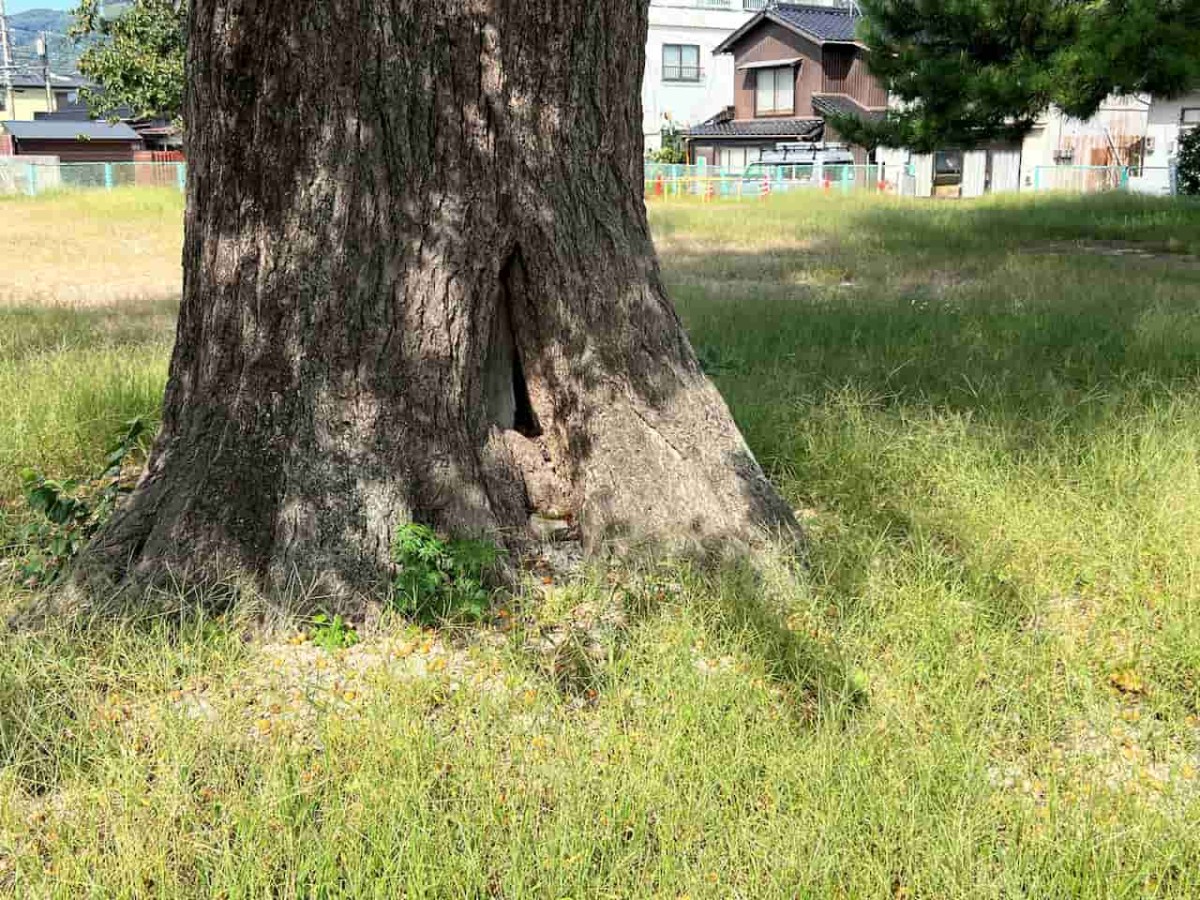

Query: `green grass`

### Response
(2, 188, 1200, 897)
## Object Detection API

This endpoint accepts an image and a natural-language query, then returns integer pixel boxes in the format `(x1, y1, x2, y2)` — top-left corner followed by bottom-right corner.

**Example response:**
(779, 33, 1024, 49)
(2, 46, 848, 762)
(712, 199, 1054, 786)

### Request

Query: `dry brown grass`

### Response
(0, 189, 183, 308)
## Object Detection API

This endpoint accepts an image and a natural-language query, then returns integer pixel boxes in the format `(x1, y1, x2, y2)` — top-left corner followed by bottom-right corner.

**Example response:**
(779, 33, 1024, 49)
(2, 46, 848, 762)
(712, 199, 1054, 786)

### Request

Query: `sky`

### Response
(5, 1, 76, 14)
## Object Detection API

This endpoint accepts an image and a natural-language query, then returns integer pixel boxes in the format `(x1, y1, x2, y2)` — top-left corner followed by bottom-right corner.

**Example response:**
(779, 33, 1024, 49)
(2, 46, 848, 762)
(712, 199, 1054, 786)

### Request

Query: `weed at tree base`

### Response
(389, 523, 504, 625)
(10, 418, 147, 587)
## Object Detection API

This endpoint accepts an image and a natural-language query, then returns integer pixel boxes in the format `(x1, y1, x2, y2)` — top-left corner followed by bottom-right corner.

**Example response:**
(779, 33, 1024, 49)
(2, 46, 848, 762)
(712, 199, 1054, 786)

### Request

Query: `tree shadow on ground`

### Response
(501, 545, 866, 725)
(688, 558, 868, 721)
(659, 193, 1200, 624)
(610, 551, 867, 719)
(0, 584, 251, 798)
(0, 297, 178, 362)
(667, 197, 1200, 451)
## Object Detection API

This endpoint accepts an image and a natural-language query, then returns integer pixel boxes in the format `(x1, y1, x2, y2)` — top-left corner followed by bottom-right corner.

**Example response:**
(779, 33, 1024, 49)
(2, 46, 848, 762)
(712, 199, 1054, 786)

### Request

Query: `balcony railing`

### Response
(663, 66, 704, 82)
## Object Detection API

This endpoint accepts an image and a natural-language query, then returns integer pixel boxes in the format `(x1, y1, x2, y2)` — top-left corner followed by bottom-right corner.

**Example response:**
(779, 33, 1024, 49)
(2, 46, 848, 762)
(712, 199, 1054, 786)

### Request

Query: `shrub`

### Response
(648, 121, 688, 165)
(1177, 127, 1200, 196)
(390, 524, 503, 624)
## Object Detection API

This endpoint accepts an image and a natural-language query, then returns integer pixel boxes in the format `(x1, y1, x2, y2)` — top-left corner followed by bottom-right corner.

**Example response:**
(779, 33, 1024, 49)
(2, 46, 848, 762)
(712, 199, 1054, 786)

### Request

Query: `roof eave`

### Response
(713, 9, 866, 54)
(765, 10, 828, 47)
(712, 9, 771, 55)
(687, 134, 818, 142)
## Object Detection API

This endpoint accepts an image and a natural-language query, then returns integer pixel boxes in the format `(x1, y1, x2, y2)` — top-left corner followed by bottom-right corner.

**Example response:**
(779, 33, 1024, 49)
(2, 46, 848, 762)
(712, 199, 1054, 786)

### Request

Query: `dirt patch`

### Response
(1027, 240, 1200, 269)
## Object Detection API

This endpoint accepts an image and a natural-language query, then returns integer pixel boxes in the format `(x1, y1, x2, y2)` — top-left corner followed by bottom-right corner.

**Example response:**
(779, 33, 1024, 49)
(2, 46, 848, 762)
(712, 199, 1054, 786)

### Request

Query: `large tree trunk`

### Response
(88, 0, 799, 595)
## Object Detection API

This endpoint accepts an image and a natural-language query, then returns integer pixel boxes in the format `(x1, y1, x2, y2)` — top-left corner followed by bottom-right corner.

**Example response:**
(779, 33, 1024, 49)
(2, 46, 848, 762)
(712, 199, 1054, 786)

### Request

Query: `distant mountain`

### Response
(7, 8, 74, 45)
(6, 4, 134, 72)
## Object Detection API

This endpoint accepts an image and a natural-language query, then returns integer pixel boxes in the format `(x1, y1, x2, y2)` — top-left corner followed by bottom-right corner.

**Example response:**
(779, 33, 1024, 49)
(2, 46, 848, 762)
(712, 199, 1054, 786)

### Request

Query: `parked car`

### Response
(759, 142, 856, 166)
(740, 145, 857, 195)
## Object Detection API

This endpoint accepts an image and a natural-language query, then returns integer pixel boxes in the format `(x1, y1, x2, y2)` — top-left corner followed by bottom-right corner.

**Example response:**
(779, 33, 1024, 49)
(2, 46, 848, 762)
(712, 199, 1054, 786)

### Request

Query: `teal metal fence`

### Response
(644, 163, 895, 200)
(1029, 165, 1177, 196)
(0, 160, 187, 196)
(1, 159, 1179, 200)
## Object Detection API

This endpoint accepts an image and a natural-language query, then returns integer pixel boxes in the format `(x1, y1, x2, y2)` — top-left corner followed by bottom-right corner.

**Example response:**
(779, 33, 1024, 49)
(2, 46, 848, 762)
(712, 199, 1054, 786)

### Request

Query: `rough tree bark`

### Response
(88, 0, 799, 595)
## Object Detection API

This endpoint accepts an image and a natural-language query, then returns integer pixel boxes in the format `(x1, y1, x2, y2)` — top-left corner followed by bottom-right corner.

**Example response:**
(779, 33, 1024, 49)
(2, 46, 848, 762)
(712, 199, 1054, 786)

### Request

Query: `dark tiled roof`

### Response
(811, 93, 886, 121)
(772, 4, 862, 43)
(704, 105, 736, 126)
(715, 3, 865, 54)
(36, 101, 139, 122)
(689, 117, 824, 139)
(2, 120, 140, 141)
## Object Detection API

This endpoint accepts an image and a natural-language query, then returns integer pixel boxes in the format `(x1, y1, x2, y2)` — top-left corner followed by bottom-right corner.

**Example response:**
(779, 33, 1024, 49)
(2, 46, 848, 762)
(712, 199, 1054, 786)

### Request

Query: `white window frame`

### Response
(755, 67, 795, 116)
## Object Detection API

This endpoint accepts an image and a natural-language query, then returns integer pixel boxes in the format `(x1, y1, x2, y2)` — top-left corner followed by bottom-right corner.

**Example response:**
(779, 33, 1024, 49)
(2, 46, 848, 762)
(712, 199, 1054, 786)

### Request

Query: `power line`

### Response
(0, 10, 85, 70)
(0, 0, 14, 114)
(0, 31, 81, 74)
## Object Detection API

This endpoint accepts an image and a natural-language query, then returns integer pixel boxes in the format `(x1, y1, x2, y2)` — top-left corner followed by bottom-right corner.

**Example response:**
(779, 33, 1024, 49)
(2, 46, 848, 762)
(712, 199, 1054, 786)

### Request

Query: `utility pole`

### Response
(37, 32, 52, 112)
(0, 0, 14, 122)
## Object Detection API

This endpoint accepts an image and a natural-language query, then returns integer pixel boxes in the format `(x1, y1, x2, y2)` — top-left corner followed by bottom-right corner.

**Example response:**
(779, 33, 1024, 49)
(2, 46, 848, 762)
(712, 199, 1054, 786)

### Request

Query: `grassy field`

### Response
(2, 187, 1200, 897)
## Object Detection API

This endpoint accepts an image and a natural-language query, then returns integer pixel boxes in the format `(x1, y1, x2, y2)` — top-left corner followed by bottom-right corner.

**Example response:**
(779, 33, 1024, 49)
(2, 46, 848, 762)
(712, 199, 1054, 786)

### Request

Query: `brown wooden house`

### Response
(1, 119, 144, 162)
(688, 3, 887, 168)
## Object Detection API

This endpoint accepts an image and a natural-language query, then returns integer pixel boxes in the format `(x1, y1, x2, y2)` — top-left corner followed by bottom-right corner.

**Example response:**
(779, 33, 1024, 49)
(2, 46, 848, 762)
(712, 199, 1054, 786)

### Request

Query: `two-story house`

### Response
(2, 70, 86, 123)
(686, 3, 886, 168)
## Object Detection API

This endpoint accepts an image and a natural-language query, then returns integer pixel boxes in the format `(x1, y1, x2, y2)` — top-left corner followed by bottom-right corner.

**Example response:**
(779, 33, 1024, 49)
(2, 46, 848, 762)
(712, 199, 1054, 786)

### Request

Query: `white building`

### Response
(642, 0, 770, 151)
(1018, 96, 1150, 192)
(879, 95, 1177, 198)
(1135, 91, 1200, 195)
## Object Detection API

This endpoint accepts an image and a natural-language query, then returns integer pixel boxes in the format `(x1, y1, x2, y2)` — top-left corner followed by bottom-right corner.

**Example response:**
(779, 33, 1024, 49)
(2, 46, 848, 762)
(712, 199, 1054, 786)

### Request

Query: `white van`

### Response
(759, 142, 856, 166)
(741, 142, 857, 195)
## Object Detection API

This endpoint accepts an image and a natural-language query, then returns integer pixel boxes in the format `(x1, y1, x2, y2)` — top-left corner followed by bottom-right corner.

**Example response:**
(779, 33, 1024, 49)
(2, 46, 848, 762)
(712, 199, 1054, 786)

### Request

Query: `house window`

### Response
(755, 67, 795, 116)
(719, 146, 758, 170)
(1182, 108, 1200, 126)
(934, 150, 964, 185)
(663, 44, 701, 82)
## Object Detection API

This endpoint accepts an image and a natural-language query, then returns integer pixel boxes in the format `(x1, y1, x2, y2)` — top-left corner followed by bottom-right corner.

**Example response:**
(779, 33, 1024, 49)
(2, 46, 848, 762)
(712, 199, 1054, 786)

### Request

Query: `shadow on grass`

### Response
(662, 192, 1200, 625)
(856, 192, 1200, 257)
(0, 296, 178, 362)
(667, 193, 1200, 449)
(679, 557, 868, 721)
(501, 550, 867, 724)
(0, 585, 250, 797)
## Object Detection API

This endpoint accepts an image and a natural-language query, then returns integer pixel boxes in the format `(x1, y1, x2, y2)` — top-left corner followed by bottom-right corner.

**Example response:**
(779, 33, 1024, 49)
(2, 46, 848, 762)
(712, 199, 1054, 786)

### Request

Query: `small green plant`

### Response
(647, 117, 689, 165)
(310, 613, 360, 651)
(649, 144, 688, 165)
(648, 121, 688, 165)
(391, 523, 503, 624)
(15, 418, 147, 586)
